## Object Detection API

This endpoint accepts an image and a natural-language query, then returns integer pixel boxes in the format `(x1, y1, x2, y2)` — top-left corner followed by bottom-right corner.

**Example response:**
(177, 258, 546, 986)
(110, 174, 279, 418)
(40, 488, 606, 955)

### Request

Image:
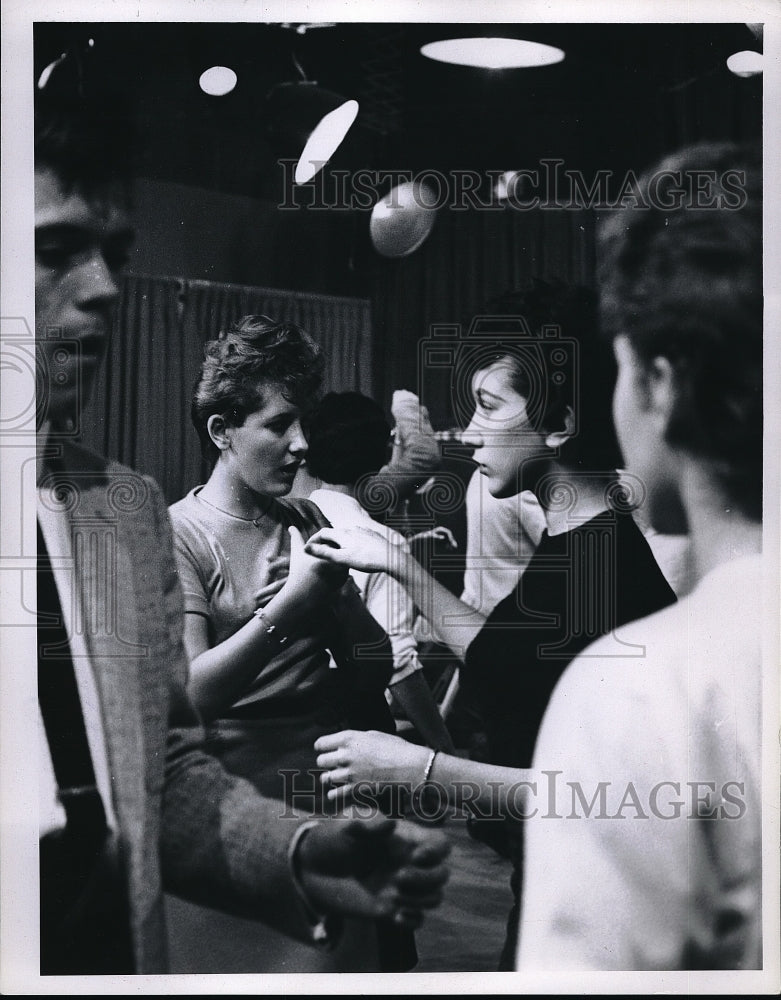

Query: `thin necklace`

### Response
(196, 489, 271, 527)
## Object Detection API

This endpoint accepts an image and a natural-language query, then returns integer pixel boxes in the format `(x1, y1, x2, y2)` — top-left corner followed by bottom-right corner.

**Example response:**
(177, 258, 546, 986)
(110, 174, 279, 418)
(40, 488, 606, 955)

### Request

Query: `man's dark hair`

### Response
(598, 142, 762, 520)
(191, 314, 324, 465)
(306, 392, 391, 485)
(34, 40, 136, 197)
(457, 279, 622, 475)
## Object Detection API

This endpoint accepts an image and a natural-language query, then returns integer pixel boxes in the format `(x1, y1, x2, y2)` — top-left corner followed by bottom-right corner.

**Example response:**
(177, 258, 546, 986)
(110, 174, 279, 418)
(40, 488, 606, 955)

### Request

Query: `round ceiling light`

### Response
(421, 37, 565, 70)
(726, 50, 763, 78)
(199, 65, 238, 96)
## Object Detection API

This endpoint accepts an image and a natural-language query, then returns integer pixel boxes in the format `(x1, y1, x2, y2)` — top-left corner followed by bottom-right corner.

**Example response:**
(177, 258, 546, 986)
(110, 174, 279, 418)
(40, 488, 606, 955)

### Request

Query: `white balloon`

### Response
(370, 181, 438, 258)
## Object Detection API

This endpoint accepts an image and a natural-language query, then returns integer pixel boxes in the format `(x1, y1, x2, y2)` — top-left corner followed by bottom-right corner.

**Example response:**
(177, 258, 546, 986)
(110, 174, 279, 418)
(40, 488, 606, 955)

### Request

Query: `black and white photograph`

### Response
(1, 0, 779, 994)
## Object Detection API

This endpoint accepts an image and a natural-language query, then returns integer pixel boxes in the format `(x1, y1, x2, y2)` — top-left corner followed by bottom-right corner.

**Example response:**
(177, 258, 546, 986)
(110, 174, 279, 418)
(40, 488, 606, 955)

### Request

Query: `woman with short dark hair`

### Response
(305, 280, 678, 968)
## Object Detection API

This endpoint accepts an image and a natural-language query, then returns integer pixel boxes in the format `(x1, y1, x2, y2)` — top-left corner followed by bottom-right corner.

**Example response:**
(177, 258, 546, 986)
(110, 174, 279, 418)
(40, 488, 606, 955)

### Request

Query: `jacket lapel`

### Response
(71, 476, 147, 845)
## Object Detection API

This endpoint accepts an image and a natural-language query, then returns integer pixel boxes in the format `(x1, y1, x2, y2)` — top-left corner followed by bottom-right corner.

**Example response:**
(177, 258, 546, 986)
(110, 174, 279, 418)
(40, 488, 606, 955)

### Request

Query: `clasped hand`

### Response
(298, 814, 450, 929)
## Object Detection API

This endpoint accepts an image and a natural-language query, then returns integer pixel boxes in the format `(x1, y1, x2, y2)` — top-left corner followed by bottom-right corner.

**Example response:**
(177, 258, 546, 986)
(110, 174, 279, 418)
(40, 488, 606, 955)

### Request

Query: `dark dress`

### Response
(461, 509, 677, 968)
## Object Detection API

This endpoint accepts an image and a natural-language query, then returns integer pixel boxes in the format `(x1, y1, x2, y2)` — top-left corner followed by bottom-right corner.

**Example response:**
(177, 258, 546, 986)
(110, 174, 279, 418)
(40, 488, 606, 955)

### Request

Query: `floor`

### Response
(164, 812, 514, 976)
(165, 688, 515, 976)
(411, 814, 514, 973)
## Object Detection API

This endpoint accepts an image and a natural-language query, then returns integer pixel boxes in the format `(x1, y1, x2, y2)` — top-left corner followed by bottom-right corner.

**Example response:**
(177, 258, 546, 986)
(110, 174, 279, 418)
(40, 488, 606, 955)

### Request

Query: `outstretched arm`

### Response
(163, 709, 450, 937)
(314, 729, 534, 819)
(305, 525, 486, 660)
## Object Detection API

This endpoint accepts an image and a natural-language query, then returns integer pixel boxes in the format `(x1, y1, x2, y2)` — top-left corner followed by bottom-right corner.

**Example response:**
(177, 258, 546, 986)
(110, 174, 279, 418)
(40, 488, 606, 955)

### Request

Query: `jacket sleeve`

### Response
(148, 479, 323, 941)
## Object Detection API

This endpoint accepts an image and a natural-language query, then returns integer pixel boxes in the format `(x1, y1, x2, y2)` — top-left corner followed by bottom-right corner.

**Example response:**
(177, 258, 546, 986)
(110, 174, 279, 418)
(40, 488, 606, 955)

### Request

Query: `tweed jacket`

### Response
(40, 441, 315, 973)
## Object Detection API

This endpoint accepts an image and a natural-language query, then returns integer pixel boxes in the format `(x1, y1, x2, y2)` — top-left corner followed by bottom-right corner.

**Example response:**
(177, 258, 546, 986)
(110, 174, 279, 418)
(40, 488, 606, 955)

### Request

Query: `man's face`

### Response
(35, 166, 134, 429)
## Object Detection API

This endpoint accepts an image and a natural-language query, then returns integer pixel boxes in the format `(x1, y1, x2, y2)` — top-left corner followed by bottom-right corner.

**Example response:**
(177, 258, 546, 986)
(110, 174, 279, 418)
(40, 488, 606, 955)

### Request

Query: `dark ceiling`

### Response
(33, 21, 762, 201)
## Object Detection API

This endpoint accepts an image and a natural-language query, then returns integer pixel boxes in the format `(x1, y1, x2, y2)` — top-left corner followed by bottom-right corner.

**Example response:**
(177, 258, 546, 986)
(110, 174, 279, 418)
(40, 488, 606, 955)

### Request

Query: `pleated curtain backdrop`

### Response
(81, 274, 373, 504)
(369, 206, 597, 430)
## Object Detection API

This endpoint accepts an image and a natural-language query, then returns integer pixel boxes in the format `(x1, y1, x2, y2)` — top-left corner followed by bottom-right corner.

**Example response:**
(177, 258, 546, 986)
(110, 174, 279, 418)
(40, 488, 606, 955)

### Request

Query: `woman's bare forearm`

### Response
(187, 578, 331, 720)
(426, 752, 535, 818)
(390, 550, 485, 659)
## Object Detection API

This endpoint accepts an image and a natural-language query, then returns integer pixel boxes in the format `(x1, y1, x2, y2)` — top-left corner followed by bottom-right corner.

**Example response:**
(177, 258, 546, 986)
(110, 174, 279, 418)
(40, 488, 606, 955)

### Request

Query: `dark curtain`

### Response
(81, 274, 373, 503)
(369, 205, 596, 430)
(366, 62, 761, 430)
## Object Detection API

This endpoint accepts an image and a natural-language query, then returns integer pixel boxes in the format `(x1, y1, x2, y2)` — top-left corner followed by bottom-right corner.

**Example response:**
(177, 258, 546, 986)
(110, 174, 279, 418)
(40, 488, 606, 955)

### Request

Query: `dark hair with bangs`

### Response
(456, 279, 622, 475)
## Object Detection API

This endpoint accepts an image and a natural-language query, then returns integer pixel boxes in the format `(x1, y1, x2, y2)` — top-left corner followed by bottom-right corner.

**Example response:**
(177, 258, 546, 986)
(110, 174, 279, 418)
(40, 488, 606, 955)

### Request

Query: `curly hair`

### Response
(191, 315, 324, 464)
(598, 142, 762, 519)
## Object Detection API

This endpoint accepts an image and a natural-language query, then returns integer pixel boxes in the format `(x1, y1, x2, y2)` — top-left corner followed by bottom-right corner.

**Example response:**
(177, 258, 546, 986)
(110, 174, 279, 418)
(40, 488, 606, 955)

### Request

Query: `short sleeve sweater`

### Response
(168, 487, 333, 713)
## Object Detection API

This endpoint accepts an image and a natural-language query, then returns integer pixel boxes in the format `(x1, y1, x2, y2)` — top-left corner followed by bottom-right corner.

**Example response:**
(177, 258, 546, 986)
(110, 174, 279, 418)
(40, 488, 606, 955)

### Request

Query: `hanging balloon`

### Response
(370, 180, 438, 258)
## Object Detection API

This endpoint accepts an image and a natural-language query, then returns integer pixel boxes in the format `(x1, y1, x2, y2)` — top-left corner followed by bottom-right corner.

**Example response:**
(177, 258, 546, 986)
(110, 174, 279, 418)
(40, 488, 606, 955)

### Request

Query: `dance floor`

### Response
(165, 812, 513, 975)
(412, 814, 514, 973)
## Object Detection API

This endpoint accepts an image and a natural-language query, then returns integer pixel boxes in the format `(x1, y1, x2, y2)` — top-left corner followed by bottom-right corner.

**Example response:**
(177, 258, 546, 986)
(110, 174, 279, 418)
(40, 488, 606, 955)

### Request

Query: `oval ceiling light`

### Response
(726, 50, 763, 78)
(296, 98, 359, 183)
(266, 82, 360, 185)
(37, 38, 95, 91)
(199, 65, 238, 96)
(421, 37, 565, 70)
(38, 53, 67, 90)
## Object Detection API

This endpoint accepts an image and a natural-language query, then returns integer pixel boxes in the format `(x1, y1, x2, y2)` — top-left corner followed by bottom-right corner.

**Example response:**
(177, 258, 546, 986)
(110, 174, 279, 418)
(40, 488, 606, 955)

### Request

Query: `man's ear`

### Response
(545, 405, 576, 449)
(207, 413, 231, 452)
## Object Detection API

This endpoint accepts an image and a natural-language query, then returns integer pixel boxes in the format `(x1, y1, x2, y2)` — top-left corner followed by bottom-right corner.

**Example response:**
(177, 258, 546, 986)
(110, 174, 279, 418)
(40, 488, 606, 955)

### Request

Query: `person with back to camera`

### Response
(517, 142, 766, 972)
(30, 47, 449, 979)
(166, 314, 423, 972)
(303, 279, 678, 968)
(305, 390, 456, 755)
